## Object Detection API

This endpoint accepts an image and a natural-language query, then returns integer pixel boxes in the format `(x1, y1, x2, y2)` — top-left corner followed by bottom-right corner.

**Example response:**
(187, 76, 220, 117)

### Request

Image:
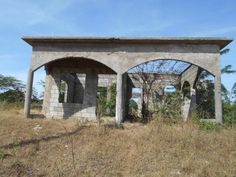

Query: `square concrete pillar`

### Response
(214, 73, 223, 123)
(115, 73, 124, 127)
(42, 68, 53, 114)
(24, 69, 34, 118)
(83, 73, 98, 118)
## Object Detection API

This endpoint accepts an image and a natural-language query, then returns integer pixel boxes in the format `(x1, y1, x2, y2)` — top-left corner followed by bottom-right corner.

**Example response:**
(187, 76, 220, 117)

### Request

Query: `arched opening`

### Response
(27, 57, 117, 120)
(125, 59, 215, 122)
(164, 85, 177, 93)
(195, 70, 215, 119)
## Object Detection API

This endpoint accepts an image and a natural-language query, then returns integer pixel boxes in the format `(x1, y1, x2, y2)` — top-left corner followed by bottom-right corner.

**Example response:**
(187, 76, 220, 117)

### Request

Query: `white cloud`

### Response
(0, 0, 75, 27)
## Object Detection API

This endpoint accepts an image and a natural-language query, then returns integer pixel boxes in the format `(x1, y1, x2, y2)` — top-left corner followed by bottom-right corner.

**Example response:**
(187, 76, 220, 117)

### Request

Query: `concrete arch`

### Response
(123, 57, 216, 76)
(32, 55, 117, 74)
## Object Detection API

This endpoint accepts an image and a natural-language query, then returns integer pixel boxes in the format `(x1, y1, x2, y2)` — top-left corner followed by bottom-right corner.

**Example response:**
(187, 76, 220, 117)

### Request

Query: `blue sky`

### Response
(0, 0, 235, 96)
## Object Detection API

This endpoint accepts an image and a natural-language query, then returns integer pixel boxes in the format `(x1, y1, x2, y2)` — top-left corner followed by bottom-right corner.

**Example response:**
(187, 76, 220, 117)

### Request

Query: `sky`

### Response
(0, 0, 235, 96)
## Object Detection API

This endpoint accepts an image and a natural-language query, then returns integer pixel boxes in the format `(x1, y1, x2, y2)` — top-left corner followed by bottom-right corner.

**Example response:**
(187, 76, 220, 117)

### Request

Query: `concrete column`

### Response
(74, 76, 85, 104)
(24, 69, 34, 118)
(189, 88, 196, 113)
(64, 83, 68, 103)
(214, 73, 223, 123)
(115, 73, 123, 127)
(42, 68, 50, 114)
(106, 84, 112, 114)
(83, 73, 98, 106)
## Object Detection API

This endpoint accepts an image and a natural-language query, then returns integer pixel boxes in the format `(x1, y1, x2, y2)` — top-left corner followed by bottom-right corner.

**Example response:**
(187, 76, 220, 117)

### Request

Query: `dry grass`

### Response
(0, 110, 236, 177)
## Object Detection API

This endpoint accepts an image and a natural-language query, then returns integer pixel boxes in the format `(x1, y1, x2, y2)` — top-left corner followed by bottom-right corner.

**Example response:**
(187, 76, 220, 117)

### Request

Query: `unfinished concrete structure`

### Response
(22, 37, 232, 126)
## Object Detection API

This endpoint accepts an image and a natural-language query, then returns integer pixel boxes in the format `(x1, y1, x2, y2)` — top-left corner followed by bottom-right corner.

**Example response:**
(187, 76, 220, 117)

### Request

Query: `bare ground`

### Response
(0, 110, 236, 177)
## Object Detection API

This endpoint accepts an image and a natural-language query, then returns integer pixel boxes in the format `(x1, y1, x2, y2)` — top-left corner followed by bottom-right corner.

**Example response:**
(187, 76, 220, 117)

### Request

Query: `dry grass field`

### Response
(0, 109, 236, 177)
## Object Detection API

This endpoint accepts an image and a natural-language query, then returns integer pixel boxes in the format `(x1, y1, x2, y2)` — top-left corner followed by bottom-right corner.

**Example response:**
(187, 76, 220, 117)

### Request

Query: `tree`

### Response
(129, 60, 181, 121)
(221, 65, 236, 74)
(197, 49, 236, 103)
(0, 89, 25, 102)
(231, 82, 236, 103)
(196, 48, 236, 123)
(130, 62, 159, 121)
(220, 48, 230, 55)
(0, 74, 39, 103)
(221, 65, 236, 102)
(0, 74, 25, 91)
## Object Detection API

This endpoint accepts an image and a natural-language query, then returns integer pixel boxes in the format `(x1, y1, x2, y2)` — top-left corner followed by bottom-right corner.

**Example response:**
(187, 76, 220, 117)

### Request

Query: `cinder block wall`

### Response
(43, 60, 117, 119)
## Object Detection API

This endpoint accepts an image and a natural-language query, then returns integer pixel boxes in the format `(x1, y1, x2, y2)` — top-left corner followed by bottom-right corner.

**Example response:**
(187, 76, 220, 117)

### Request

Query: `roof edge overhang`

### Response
(22, 36, 233, 50)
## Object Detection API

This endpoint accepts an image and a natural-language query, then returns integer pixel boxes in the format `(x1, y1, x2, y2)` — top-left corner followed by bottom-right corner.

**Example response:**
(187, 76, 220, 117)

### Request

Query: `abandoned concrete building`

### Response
(22, 37, 232, 126)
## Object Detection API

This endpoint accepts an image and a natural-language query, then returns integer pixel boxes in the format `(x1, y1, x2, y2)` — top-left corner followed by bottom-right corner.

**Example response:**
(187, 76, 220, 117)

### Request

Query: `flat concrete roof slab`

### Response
(22, 36, 233, 49)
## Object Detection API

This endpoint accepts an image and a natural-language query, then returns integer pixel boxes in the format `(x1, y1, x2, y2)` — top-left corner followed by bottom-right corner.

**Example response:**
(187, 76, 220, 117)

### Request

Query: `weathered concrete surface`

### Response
(23, 37, 233, 125)
(22, 37, 232, 76)
(115, 73, 123, 127)
(24, 69, 34, 117)
(181, 65, 200, 120)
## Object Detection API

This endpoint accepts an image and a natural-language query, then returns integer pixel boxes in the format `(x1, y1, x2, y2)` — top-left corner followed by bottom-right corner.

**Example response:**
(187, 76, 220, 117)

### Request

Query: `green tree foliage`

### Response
(223, 103, 236, 127)
(231, 83, 236, 102)
(196, 78, 215, 119)
(194, 49, 236, 127)
(0, 74, 26, 103)
(0, 74, 39, 103)
(220, 48, 230, 55)
(0, 74, 25, 91)
(0, 89, 25, 102)
(128, 99, 138, 114)
(96, 84, 117, 120)
(221, 65, 236, 74)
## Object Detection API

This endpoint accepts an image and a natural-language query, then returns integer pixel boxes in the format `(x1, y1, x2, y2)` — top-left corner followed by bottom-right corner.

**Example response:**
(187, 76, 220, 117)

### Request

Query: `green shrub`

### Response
(0, 101, 24, 110)
(106, 83, 116, 116)
(156, 91, 182, 119)
(0, 101, 42, 111)
(0, 149, 6, 160)
(129, 99, 138, 112)
(223, 103, 236, 127)
(199, 121, 222, 131)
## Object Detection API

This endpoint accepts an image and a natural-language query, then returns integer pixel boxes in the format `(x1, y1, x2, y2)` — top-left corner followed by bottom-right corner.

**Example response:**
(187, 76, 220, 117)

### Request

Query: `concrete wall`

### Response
(31, 43, 220, 76)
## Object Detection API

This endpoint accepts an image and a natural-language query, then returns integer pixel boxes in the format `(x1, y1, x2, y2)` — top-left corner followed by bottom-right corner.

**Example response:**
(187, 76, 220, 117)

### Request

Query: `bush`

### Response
(223, 103, 236, 127)
(0, 101, 42, 111)
(106, 83, 116, 116)
(129, 99, 138, 112)
(0, 89, 25, 102)
(199, 121, 222, 131)
(0, 101, 24, 110)
(156, 91, 182, 119)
